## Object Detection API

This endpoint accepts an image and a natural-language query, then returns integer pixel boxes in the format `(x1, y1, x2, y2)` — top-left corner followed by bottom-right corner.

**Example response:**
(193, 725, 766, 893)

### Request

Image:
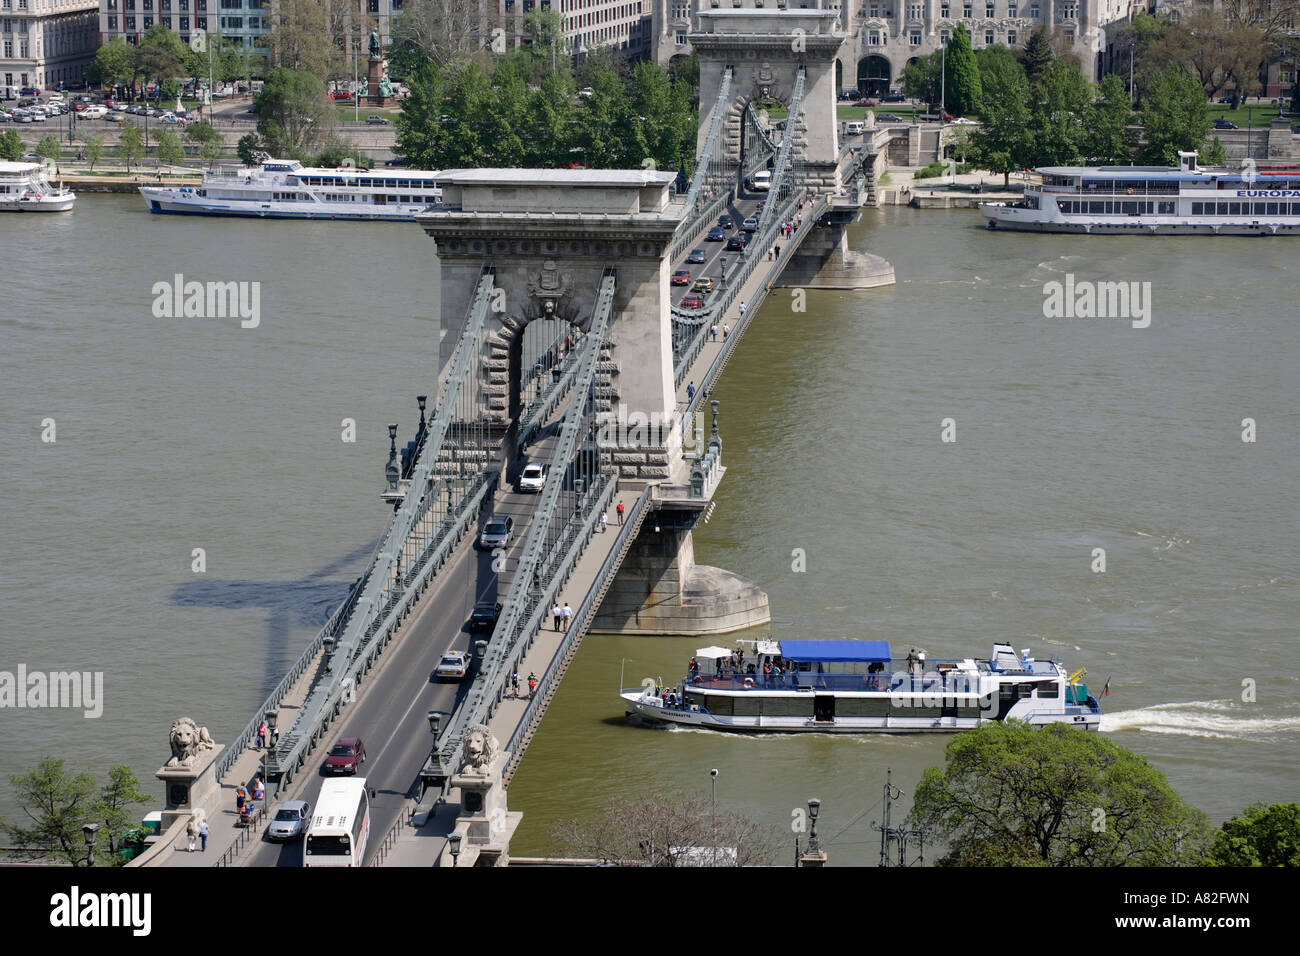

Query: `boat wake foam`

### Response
(1101, 699, 1300, 739)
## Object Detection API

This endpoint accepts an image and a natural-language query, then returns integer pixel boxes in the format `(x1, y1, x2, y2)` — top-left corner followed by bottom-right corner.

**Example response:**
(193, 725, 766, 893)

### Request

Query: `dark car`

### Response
(323, 737, 365, 774)
(725, 235, 747, 251)
(365, 114, 391, 125)
(687, 248, 707, 264)
(384, 156, 408, 166)
(881, 90, 907, 103)
(1213, 118, 1238, 129)
(1218, 93, 1238, 104)
(876, 113, 902, 122)
(469, 601, 502, 632)
(706, 227, 726, 241)
(718, 214, 734, 229)
(680, 293, 705, 309)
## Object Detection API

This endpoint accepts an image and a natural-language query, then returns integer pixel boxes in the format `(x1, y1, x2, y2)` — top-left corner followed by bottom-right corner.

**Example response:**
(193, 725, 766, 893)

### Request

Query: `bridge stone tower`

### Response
(421, 170, 685, 477)
(693, 9, 846, 194)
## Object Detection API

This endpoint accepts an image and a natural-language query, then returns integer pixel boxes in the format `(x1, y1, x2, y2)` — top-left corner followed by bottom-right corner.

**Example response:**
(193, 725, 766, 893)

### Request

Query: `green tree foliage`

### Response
(35, 134, 62, 162)
(92, 766, 151, 859)
(0, 129, 24, 162)
(908, 722, 1211, 866)
(1, 759, 93, 866)
(530, 70, 578, 168)
(118, 121, 145, 171)
(254, 67, 332, 160)
(1138, 63, 1214, 165)
(1086, 73, 1137, 164)
(901, 50, 943, 111)
(155, 128, 186, 167)
(1028, 58, 1093, 166)
(1020, 26, 1055, 86)
(945, 25, 982, 117)
(1206, 802, 1300, 867)
(264, 0, 339, 79)
(577, 64, 645, 167)
(136, 23, 189, 93)
(84, 136, 106, 171)
(87, 37, 137, 92)
(237, 132, 267, 166)
(969, 47, 1033, 185)
(627, 61, 696, 172)
(315, 143, 372, 168)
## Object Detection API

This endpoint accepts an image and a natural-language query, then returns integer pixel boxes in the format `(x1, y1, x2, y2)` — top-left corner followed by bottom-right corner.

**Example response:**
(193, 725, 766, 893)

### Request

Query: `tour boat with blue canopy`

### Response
(621, 639, 1101, 733)
(981, 151, 1300, 235)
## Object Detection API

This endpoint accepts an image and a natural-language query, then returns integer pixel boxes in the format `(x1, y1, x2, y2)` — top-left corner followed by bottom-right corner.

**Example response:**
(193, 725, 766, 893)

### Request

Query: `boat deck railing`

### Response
(664, 670, 996, 695)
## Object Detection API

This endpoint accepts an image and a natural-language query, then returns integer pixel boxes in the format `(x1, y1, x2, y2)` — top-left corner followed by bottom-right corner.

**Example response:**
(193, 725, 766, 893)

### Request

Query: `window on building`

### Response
(675, 31, 686, 44)
(108, 15, 117, 28)
(180, 15, 187, 27)
(985, 1, 994, 15)
(908, 3, 922, 17)
(940, 1, 949, 15)
(962, 1, 971, 16)
(1007, 1, 1015, 14)
(984, 29, 993, 44)
(1029, 1, 1039, 18)
(909, 29, 921, 44)
(1007, 29, 1016, 44)
(1063, 1, 1075, 18)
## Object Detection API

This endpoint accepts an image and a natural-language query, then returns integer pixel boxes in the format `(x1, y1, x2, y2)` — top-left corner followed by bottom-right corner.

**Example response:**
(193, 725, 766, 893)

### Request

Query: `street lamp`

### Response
(448, 830, 462, 867)
(806, 798, 821, 855)
(710, 768, 718, 867)
(81, 823, 101, 867)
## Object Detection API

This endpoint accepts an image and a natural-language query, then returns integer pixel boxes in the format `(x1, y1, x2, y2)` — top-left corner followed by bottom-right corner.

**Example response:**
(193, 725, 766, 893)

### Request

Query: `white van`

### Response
(80, 105, 107, 119)
(845, 120, 865, 136)
(751, 169, 771, 192)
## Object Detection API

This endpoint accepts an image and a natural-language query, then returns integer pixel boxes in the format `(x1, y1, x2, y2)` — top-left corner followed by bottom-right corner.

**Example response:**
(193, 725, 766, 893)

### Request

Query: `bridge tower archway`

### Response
(858, 55, 891, 98)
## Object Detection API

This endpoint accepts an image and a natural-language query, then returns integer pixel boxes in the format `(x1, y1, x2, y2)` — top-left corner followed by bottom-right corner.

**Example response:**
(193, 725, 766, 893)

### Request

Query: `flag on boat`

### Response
(1102, 677, 1111, 697)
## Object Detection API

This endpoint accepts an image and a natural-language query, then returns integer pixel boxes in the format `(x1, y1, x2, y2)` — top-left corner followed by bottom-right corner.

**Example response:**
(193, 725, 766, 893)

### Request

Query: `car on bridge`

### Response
(706, 227, 726, 242)
(469, 601, 502, 633)
(725, 235, 747, 251)
(687, 248, 707, 264)
(718, 214, 734, 229)
(741, 217, 759, 232)
(323, 737, 365, 775)
(479, 515, 514, 549)
(680, 293, 705, 309)
(671, 269, 692, 286)
(267, 800, 311, 841)
(692, 276, 714, 294)
(519, 462, 546, 492)
(435, 650, 472, 681)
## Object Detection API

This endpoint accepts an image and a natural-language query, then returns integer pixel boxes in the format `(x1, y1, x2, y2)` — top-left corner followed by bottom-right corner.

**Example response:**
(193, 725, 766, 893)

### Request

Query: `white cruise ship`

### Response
(0, 161, 75, 212)
(139, 159, 443, 220)
(981, 151, 1300, 235)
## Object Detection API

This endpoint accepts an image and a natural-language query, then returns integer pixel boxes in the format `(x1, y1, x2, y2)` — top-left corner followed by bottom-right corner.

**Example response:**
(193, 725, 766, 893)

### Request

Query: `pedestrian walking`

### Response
(687, 381, 696, 400)
(738, 301, 746, 318)
(616, 501, 625, 524)
(271, 725, 280, 747)
(187, 820, 197, 852)
(797, 213, 803, 228)
(511, 671, 520, 698)
(599, 511, 608, 533)
(723, 323, 730, 340)
(257, 721, 267, 749)
(775, 243, 781, 257)
(527, 673, 538, 697)
(710, 323, 718, 342)
(552, 603, 562, 631)
(199, 819, 209, 852)
(562, 603, 573, 629)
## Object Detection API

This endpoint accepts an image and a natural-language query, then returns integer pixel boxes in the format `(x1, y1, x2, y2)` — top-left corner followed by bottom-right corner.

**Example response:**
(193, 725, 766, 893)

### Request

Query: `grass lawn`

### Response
(1205, 103, 1293, 129)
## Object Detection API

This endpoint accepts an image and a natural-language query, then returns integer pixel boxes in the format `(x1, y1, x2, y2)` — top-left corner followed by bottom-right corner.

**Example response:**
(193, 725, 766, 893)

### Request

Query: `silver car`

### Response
(267, 800, 311, 841)
(479, 515, 514, 549)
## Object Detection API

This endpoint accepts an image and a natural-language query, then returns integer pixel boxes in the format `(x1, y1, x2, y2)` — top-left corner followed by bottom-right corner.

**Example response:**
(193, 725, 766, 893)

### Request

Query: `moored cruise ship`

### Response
(139, 159, 443, 220)
(621, 640, 1101, 734)
(0, 161, 76, 212)
(981, 151, 1300, 235)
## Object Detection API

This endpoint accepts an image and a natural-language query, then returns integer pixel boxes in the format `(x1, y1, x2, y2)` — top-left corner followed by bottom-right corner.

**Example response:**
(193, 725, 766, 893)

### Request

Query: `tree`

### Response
(87, 37, 136, 93)
(118, 121, 145, 171)
(388, 0, 490, 77)
(945, 25, 982, 117)
(155, 128, 186, 168)
(90, 766, 150, 865)
(901, 49, 944, 111)
(264, 0, 341, 80)
(628, 60, 696, 173)
(1086, 73, 1137, 164)
(0, 759, 98, 866)
(237, 131, 267, 166)
(135, 22, 189, 97)
(0, 129, 24, 162)
(84, 136, 106, 171)
(395, 60, 449, 169)
(35, 134, 62, 163)
(970, 47, 1034, 185)
(1138, 63, 1214, 165)
(1028, 59, 1093, 166)
(577, 64, 645, 167)
(550, 791, 780, 866)
(1020, 26, 1056, 87)
(528, 69, 577, 167)
(1206, 802, 1300, 867)
(254, 67, 332, 160)
(908, 722, 1211, 866)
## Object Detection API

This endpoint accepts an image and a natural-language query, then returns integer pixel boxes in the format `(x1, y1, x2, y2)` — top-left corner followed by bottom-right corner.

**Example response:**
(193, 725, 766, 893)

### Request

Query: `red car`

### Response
(323, 737, 365, 774)
(680, 293, 705, 309)
(330, 90, 354, 100)
(671, 269, 692, 286)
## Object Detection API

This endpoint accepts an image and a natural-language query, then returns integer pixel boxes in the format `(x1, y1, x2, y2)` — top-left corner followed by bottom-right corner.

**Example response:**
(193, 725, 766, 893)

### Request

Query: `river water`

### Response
(2, 195, 1297, 865)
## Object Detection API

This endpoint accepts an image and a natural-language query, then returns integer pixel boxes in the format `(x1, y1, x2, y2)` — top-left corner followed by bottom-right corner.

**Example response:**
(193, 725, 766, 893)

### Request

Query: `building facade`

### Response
(2, 0, 100, 92)
(490, 0, 653, 63)
(654, 0, 1133, 91)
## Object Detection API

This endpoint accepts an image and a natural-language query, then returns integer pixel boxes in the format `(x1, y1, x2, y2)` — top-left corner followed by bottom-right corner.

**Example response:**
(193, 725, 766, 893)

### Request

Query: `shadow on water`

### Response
(167, 538, 381, 698)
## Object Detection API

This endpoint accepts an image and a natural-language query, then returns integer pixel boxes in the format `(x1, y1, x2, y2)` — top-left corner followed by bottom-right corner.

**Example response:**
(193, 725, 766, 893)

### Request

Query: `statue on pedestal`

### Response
(369, 30, 382, 60)
(166, 716, 216, 769)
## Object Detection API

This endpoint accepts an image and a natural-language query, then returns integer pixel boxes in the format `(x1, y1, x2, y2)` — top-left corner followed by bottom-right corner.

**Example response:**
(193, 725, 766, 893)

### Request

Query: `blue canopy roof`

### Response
(778, 641, 892, 663)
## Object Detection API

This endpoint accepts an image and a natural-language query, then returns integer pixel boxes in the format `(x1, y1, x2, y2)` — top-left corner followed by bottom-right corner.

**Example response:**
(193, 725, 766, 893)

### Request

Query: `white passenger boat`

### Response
(981, 151, 1300, 235)
(0, 161, 75, 212)
(621, 640, 1101, 733)
(139, 158, 443, 220)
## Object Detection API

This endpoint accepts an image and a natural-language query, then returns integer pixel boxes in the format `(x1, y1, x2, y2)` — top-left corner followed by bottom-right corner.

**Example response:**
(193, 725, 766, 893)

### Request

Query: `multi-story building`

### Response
(491, 0, 653, 63)
(1, 0, 100, 92)
(654, 0, 1133, 92)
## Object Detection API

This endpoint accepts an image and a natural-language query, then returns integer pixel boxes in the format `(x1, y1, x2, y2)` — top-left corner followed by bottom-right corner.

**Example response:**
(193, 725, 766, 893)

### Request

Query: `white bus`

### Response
(750, 170, 771, 192)
(303, 777, 370, 867)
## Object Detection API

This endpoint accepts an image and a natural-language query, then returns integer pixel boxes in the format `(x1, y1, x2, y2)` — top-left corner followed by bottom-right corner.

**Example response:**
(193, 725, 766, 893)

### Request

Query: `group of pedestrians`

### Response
(510, 671, 539, 698)
(551, 602, 574, 631)
(255, 720, 280, 749)
(185, 816, 210, 852)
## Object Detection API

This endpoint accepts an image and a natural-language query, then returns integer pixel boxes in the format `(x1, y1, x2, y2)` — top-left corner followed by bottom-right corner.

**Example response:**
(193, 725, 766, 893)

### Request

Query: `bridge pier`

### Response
(776, 210, 896, 290)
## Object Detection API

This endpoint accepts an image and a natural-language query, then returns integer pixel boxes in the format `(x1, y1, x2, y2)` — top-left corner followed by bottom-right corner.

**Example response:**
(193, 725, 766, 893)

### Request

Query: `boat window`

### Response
(732, 697, 761, 717)
(708, 696, 733, 716)
(1267, 202, 1280, 215)
(1254, 202, 1266, 215)
(1038, 681, 1059, 698)
(1159, 201, 1174, 214)
(686, 693, 706, 709)
(762, 697, 816, 717)
(835, 698, 888, 717)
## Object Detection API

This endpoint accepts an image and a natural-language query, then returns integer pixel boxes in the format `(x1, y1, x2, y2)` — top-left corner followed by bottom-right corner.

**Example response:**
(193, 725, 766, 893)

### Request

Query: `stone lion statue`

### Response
(462, 724, 499, 775)
(166, 717, 216, 768)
